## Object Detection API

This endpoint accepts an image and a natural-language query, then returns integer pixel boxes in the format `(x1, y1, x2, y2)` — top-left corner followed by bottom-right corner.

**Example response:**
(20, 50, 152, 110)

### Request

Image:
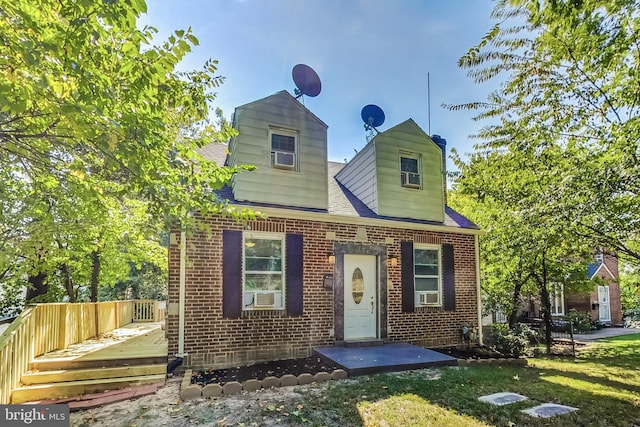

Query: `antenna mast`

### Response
(427, 72, 431, 135)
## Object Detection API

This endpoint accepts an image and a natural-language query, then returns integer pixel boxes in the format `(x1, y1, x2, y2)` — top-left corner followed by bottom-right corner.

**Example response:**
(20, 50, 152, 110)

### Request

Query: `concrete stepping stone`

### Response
(522, 403, 578, 418)
(478, 392, 528, 406)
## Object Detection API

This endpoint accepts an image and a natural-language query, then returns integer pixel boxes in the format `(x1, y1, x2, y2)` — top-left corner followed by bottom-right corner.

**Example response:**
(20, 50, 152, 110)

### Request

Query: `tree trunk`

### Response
(538, 254, 553, 355)
(90, 250, 101, 302)
(25, 271, 48, 302)
(507, 280, 525, 328)
(60, 263, 76, 303)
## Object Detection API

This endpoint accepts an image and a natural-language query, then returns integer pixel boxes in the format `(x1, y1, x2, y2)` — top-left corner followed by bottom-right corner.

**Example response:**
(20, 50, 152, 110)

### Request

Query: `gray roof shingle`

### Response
(199, 143, 478, 230)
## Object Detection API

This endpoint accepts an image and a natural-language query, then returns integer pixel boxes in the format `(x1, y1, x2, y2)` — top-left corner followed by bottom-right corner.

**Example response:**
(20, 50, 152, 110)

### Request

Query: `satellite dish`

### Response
(292, 64, 322, 98)
(361, 104, 385, 129)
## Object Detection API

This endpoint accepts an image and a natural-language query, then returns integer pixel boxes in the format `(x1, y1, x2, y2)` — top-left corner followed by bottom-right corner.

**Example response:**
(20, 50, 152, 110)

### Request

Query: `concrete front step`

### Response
(11, 374, 166, 403)
(21, 364, 166, 385)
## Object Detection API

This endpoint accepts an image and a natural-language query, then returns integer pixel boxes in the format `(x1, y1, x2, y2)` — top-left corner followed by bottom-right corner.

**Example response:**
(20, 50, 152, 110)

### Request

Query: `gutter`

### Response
(178, 231, 187, 358)
(254, 206, 483, 236)
(475, 235, 483, 345)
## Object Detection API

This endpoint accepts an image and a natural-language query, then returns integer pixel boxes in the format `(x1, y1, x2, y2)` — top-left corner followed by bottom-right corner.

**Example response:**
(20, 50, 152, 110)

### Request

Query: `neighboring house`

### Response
(565, 251, 622, 325)
(166, 90, 481, 370)
(488, 251, 622, 326)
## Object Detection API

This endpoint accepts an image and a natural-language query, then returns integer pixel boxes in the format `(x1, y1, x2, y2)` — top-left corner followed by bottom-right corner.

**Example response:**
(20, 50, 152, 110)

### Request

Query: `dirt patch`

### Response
(70, 377, 341, 427)
(191, 356, 341, 386)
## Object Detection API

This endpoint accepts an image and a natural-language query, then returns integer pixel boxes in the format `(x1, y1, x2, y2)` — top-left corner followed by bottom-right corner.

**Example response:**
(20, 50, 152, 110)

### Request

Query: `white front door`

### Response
(344, 254, 377, 340)
(598, 285, 611, 322)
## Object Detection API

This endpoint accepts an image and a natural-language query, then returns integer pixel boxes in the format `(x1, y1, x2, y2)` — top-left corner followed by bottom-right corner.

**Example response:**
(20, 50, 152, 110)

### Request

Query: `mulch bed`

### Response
(191, 347, 510, 386)
(191, 356, 341, 386)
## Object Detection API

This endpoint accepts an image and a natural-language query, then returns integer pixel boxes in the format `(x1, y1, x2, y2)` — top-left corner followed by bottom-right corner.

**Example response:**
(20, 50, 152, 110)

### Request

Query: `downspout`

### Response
(475, 235, 483, 345)
(178, 231, 187, 357)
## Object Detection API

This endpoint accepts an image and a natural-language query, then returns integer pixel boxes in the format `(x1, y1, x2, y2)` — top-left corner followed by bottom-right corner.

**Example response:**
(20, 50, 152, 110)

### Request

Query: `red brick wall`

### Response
(167, 214, 479, 370)
(591, 261, 622, 325)
(565, 259, 622, 325)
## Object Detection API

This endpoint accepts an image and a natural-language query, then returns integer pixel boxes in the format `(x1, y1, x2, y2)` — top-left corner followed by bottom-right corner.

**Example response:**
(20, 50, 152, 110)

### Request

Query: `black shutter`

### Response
(401, 241, 415, 313)
(222, 230, 242, 319)
(286, 234, 304, 316)
(442, 243, 456, 311)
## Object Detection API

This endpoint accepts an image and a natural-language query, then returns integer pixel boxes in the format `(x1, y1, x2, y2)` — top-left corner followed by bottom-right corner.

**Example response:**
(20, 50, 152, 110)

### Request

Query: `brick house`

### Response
(504, 251, 623, 327)
(561, 252, 622, 325)
(166, 91, 481, 370)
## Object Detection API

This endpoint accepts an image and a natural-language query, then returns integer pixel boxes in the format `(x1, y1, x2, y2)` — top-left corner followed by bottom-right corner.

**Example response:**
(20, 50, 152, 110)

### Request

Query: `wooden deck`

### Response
(31, 322, 167, 369)
(12, 322, 168, 403)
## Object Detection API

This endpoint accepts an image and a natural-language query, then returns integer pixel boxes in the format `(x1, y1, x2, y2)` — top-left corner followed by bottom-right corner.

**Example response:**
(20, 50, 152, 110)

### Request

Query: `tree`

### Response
(0, 0, 255, 306)
(449, 147, 593, 353)
(0, 0, 250, 224)
(619, 265, 640, 319)
(451, 0, 640, 266)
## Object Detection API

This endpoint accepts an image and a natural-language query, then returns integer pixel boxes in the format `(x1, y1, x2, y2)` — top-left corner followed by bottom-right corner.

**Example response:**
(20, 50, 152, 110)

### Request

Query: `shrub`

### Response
(489, 323, 535, 358)
(566, 309, 595, 333)
(624, 307, 640, 321)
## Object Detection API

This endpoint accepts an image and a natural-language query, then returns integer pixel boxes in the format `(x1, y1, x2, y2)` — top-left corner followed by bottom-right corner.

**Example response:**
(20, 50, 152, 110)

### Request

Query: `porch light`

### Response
(387, 255, 398, 267)
(327, 252, 335, 265)
(245, 240, 256, 248)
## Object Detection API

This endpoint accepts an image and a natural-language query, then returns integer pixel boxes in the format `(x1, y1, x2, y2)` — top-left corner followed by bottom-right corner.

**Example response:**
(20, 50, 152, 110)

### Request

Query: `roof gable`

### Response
(235, 90, 328, 129)
(587, 262, 616, 280)
(375, 118, 438, 148)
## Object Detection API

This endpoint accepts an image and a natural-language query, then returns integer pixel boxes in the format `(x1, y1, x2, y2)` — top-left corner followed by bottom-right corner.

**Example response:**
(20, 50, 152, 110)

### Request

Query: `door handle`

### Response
(371, 297, 374, 314)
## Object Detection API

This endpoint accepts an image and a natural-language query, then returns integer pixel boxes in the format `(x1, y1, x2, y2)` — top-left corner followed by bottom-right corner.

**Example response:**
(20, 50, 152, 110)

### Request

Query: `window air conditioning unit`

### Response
(401, 172, 421, 188)
(254, 292, 275, 307)
(273, 151, 295, 170)
(419, 292, 438, 305)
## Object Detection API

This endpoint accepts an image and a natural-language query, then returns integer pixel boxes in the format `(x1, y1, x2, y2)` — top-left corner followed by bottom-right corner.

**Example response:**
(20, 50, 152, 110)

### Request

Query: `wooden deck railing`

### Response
(0, 300, 165, 404)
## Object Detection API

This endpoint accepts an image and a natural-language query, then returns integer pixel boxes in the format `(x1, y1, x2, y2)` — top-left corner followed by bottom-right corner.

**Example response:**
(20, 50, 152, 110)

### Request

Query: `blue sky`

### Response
(140, 1, 499, 171)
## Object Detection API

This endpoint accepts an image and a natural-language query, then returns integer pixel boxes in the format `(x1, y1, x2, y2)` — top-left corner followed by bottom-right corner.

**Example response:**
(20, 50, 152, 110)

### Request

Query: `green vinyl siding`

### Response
(230, 91, 328, 210)
(333, 143, 378, 212)
(374, 120, 444, 222)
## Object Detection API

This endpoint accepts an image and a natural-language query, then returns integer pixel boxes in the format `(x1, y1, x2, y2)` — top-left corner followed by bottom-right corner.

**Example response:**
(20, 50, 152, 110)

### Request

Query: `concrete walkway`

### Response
(573, 326, 639, 342)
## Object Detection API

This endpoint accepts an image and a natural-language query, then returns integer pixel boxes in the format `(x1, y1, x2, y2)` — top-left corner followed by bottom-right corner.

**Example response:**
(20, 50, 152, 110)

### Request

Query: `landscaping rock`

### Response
(297, 373, 315, 385)
(331, 369, 348, 380)
(222, 381, 243, 395)
(180, 370, 203, 401)
(242, 379, 262, 392)
(180, 385, 202, 400)
(261, 376, 280, 389)
(314, 371, 331, 382)
(279, 374, 298, 387)
(202, 383, 223, 398)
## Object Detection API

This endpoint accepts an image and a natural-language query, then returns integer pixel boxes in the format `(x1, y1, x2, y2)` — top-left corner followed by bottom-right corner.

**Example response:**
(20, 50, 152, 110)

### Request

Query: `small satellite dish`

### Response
(361, 104, 385, 129)
(292, 64, 322, 98)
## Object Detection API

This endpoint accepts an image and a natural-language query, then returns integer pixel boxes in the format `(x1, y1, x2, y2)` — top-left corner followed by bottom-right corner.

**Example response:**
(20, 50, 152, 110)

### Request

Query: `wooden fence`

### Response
(133, 300, 166, 323)
(0, 300, 165, 404)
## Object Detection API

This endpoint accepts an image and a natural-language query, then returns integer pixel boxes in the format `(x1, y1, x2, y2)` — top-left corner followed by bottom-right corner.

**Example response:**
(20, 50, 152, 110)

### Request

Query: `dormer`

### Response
(335, 119, 445, 222)
(228, 91, 329, 210)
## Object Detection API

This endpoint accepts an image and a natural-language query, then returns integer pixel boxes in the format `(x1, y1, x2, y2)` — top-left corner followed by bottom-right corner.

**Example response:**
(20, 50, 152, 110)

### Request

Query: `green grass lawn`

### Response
(279, 334, 640, 426)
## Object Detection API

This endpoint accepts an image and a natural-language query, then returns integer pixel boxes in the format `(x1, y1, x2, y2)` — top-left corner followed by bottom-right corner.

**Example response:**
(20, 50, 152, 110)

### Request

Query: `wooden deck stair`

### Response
(11, 322, 168, 404)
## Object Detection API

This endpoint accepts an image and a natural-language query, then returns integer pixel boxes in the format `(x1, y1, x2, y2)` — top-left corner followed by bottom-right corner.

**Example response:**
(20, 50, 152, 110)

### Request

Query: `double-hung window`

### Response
(550, 283, 564, 316)
(400, 154, 421, 189)
(270, 128, 297, 171)
(414, 245, 441, 306)
(243, 233, 285, 309)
